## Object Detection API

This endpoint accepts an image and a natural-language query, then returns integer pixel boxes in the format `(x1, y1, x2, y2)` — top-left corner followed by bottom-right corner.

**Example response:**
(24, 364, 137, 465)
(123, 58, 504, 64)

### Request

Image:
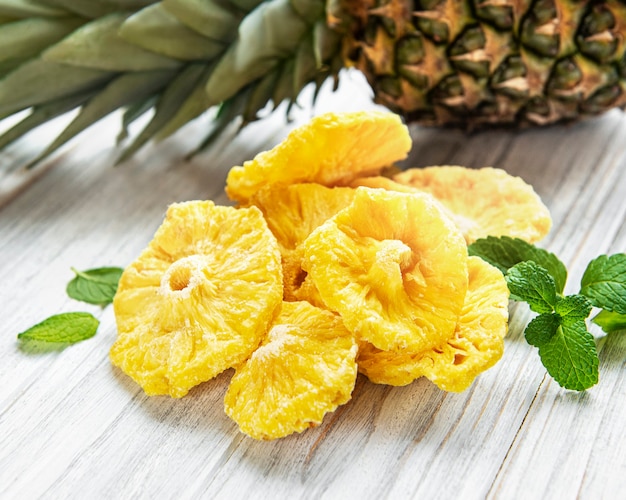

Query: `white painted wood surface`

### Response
(1, 73, 625, 499)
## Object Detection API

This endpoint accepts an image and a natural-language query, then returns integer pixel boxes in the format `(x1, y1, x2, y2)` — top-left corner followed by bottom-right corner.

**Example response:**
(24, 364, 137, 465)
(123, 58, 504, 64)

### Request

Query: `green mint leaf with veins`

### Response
(525, 313, 560, 347)
(66, 266, 124, 306)
(580, 254, 626, 314)
(468, 236, 567, 293)
(537, 320, 599, 391)
(506, 261, 557, 313)
(555, 294, 593, 326)
(17, 312, 99, 344)
(593, 310, 626, 334)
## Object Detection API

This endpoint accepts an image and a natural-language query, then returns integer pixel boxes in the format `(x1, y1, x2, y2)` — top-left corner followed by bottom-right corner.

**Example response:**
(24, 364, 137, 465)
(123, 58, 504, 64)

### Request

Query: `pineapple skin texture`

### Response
(333, 0, 626, 129)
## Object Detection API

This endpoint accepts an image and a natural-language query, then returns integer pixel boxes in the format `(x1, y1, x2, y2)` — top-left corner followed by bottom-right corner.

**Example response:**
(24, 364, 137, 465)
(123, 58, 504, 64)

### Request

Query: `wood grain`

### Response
(1, 73, 624, 499)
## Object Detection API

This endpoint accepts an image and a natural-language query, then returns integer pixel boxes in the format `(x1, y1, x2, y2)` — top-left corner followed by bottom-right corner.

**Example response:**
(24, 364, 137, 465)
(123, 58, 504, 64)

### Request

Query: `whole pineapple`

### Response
(0, 0, 624, 164)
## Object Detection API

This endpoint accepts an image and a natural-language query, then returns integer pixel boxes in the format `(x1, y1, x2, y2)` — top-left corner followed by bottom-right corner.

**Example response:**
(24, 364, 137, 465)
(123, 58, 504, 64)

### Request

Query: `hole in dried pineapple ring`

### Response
(168, 266, 192, 291)
(378, 239, 413, 271)
(160, 256, 207, 295)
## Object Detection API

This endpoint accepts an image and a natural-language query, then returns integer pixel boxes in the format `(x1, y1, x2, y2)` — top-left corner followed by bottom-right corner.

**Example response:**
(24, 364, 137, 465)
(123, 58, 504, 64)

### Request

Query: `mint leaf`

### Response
(592, 310, 626, 334)
(555, 294, 593, 326)
(66, 266, 124, 306)
(17, 312, 99, 344)
(506, 261, 557, 313)
(537, 321, 599, 391)
(580, 254, 626, 314)
(525, 313, 560, 346)
(468, 236, 567, 293)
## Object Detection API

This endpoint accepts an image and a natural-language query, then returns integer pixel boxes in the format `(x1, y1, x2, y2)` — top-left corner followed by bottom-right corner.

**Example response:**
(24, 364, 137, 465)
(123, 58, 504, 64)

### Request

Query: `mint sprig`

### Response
(506, 261, 557, 313)
(18, 265, 124, 347)
(581, 254, 626, 314)
(593, 310, 626, 333)
(17, 312, 99, 344)
(469, 237, 626, 391)
(67, 266, 124, 306)
(468, 236, 567, 293)
(536, 321, 599, 391)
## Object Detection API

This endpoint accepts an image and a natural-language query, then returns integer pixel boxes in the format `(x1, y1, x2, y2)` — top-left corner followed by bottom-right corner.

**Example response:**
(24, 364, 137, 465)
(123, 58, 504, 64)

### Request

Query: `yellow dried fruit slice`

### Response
(225, 111, 411, 203)
(358, 256, 509, 392)
(110, 201, 283, 398)
(246, 183, 356, 302)
(224, 301, 358, 440)
(302, 187, 469, 353)
(248, 183, 357, 253)
(392, 166, 552, 244)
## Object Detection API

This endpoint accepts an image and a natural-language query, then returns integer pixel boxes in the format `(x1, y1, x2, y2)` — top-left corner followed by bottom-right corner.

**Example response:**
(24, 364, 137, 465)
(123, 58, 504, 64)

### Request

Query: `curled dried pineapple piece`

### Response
(302, 187, 468, 353)
(224, 301, 358, 440)
(391, 166, 552, 244)
(111, 201, 283, 398)
(358, 256, 509, 392)
(246, 183, 356, 303)
(225, 111, 411, 203)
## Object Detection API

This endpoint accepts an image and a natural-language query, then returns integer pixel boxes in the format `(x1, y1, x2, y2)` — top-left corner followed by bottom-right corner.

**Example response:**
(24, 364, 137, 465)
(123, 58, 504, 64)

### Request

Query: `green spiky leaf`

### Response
(0, 0, 66, 18)
(204, 0, 317, 105)
(29, 69, 174, 166)
(0, 90, 96, 150)
(120, 3, 224, 61)
(161, 0, 244, 42)
(0, 16, 85, 64)
(43, 13, 180, 71)
(0, 58, 113, 116)
(117, 62, 210, 163)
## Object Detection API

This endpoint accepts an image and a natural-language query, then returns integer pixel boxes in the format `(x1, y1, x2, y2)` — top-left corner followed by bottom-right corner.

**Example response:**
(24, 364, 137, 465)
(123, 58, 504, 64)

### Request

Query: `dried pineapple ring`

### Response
(225, 111, 411, 203)
(111, 201, 283, 398)
(224, 301, 358, 440)
(302, 187, 469, 353)
(391, 166, 552, 244)
(246, 183, 356, 302)
(358, 256, 509, 392)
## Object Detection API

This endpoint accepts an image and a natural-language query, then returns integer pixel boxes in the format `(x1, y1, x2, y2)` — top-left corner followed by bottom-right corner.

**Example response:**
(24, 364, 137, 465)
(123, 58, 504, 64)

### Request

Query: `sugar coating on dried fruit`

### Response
(224, 301, 358, 440)
(302, 187, 469, 354)
(392, 166, 552, 244)
(111, 201, 283, 398)
(246, 183, 356, 302)
(358, 256, 509, 391)
(225, 111, 411, 203)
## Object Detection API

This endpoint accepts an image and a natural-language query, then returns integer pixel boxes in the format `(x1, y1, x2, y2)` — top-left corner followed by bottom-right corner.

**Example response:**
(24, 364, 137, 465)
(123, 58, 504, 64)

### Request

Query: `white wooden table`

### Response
(1, 72, 625, 499)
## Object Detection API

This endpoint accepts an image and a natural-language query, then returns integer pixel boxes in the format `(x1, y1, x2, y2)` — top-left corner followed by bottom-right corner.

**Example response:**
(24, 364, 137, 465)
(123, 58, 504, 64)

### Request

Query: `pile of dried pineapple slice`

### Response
(111, 111, 551, 440)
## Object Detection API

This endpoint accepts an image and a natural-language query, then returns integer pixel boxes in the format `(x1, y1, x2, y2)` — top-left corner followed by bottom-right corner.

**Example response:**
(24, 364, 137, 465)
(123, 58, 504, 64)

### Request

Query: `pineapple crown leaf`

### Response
(203, 0, 323, 106)
(0, 0, 341, 167)
(42, 13, 182, 72)
(161, 0, 245, 42)
(27, 69, 175, 168)
(119, 3, 226, 61)
(0, 0, 68, 18)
